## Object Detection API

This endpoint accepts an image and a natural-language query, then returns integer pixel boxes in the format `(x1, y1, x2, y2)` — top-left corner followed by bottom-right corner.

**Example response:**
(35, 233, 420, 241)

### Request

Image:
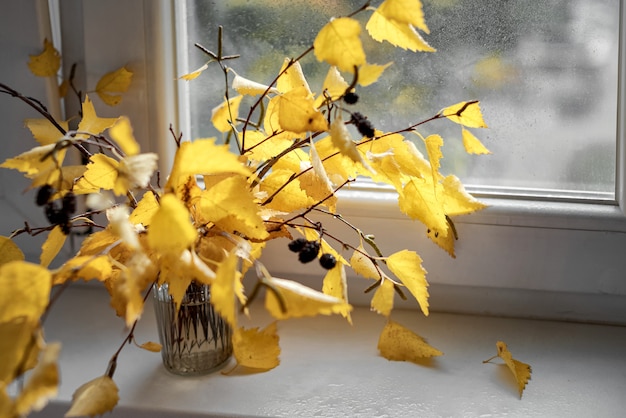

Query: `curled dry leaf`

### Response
(65, 375, 119, 418)
(483, 341, 532, 398)
(378, 320, 443, 364)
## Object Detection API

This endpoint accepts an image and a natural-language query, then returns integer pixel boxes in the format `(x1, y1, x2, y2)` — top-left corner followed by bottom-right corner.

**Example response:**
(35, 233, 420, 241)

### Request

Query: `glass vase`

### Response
(153, 281, 232, 375)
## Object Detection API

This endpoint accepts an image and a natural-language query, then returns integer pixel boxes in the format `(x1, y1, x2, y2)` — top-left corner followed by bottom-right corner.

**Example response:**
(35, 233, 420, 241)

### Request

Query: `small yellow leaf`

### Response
(386, 250, 429, 316)
(109, 116, 140, 156)
(0, 237, 25, 267)
(129, 191, 160, 226)
(320, 66, 349, 102)
(0, 318, 42, 384)
(278, 87, 328, 134)
(0, 143, 66, 179)
(77, 95, 118, 138)
(147, 194, 197, 254)
(211, 95, 243, 133)
(426, 226, 456, 258)
(484, 341, 532, 398)
(330, 115, 375, 173)
(322, 264, 351, 324)
(371, 279, 395, 316)
(441, 101, 488, 128)
(74, 154, 119, 192)
(314, 17, 366, 72)
(378, 0, 430, 33)
(24, 118, 68, 146)
(52, 255, 113, 285)
(276, 59, 312, 94)
(179, 63, 209, 81)
(366, 9, 435, 52)
(441, 175, 487, 216)
(462, 127, 491, 154)
(232, 73, 278, 96)
(259, 169, 315, 213)
(378, 320, 443, 363)
(424, 134, 443, 182)
(65, 375, 119, 417)
(0, 261, 51, 323)
(349, 245, 379, 280)
(14, 342, 60, 416)
(40, 226, 67, 268)
(28, 39, 60, 77)
(358, 62, 393, 87)
(233, 323, 281, 371)
(398, 178, 448, 235)
(95, 67, 133, 106)
(265, 277, 352, 320)
(210, 251, 242, 329)
(138, 341, 162, 353)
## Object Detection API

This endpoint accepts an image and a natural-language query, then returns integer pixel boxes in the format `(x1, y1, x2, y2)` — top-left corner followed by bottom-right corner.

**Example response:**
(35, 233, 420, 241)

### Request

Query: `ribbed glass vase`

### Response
(153, 282, 232, 375)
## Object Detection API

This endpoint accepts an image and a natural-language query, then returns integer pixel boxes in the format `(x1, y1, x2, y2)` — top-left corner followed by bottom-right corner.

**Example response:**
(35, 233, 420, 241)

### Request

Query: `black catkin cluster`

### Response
(349, 112, 375, 138)
(287, 238, 336, 269)
(36, 185, 76, 235)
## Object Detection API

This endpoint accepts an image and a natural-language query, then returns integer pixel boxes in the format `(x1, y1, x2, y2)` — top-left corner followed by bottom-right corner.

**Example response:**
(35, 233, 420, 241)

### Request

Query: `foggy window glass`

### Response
(181, 0, 620, 201)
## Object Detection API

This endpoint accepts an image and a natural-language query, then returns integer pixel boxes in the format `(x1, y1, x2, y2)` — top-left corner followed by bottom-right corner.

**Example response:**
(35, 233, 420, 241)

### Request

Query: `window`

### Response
(6, 0, 624, 323)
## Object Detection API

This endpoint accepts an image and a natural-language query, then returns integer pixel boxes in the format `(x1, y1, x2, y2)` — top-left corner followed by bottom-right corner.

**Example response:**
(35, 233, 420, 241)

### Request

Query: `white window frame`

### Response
(28, 0, 626, 324)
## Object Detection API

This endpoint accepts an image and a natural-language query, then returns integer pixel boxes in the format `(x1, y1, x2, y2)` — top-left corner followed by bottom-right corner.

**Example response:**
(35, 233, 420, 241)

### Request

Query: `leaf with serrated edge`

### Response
(378, 320, 443, 363)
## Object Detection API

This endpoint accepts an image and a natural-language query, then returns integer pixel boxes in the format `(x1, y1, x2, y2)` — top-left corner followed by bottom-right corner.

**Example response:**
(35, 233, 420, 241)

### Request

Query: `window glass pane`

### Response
(181, 0, 620, 201)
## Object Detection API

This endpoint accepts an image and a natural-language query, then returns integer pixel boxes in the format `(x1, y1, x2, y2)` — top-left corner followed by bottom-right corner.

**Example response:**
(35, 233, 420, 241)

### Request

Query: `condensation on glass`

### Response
(181, 0, 620, 201)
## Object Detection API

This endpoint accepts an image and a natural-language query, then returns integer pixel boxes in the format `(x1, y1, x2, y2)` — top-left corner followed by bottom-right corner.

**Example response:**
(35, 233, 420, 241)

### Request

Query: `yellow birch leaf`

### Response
(233, 322, 280, 371)
(77, 95, 118, 138)
(241, 130, 292, 162)
(386, 250, 429, 316)
(65, 375, 119, 418)
(330, 115, 375, 173)
(358, 62, 393, 87)
(14, 342, 60, 416)
(0, 237, 24, 267)
(75, 154, 119, 192)
(378, 320, 443, 363)
(77, 229, 119, 257)
(210, 251, 242, 329)
(138, 341, 162, 353)
(52, 255, 113, 285)
(232, 73, 278, 96)
(147, 194, 197, 254)
(462, 127, 491, 154)
(349, 245, 380, 280)
(95, 67, 133, 106)
(366, 9, 435, 52)
(441, 175, 487, 216)
(211, 95, 243, 133)
(0, 318, 42, 384)
(398, 178, 448, 235)
(129, 191, 160, 226)
(441, 101, 488, 128)
(28, 39, 60, 77)
(179, 63, 209, 81)
(30, 165, 86, 194)
(424, 134, 443, 182)
(109, 116, 140, 156)
(165, 139, 250, 191)
(259, 169, 315, 213)
(322, 264, 351, 324)
(0, 261, 51, 322)
(378, 0, 430, 33)
(277, 58, 312, 94)
(484, 341, 532, 398)
(265, 277, 352, 320)
(24, 118, 68, 146)
(314, 17, 366, 73)
(278, 87, 328, 134)
(40, 226, 67, 268)
(427, 226, 456, 258)
(0, 143, 65, 178)
(318, 66, 349, 104)
(371, 279, 395, 316)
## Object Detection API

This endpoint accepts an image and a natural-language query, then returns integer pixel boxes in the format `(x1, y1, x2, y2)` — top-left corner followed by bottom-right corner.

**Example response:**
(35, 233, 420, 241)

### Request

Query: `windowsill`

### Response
(32, 286, 626, 417)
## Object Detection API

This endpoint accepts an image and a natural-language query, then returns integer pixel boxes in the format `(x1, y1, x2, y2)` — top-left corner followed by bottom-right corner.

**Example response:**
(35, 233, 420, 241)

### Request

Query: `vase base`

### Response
(162, 351, 232, 376)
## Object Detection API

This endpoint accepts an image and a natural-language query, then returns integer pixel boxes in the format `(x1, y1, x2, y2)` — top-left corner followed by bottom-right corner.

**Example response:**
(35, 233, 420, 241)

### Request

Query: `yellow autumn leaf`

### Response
(462, 127, 491, 155)
(265, 277, 352, 320)
(74, 154, 119, 192)
(65, 375, 119, 418)
(427, 225, 456, 258)
(398, 177, 448, 236)
(28, 39, 60, 77)
(77, 95, 118, 138)
(165, 138, 251, 192)
(484, 341, 532, 398)
(109, 116, 140, 156)
(210, 250, 242, 329)
(314, 17, 366, 73)
(52, 255, 113, 285)
(378, 0, 430, 33)
(386, 250, 429, 316)
(366, 8, 435, 52)
(241, 130, 292, 162)
(371, 279, 395, 316)
(24, 118, 68, 146)
(441, 100, 488, 128)
(330, 114, 375, 173)
(95, 67, 133, 106)
(322, 264, 351, 324)
(320, 66, 349, 103)
(40, 226, 67, 268)
(30, 165, 86, 195)
(14, 342, 60, 416)
(232, 73, 279, 96)
(199, 176, 269, 240)
(0, 143, 66, 179)
(259, 169, 315, 212)
(278, 87, 328, 134)
(349, 245, 380, 280)
(378, 320, 443, 363)
(424, 134, 443, 182)
(233, 322, 281, 371)
(358, 62, 393, 86)
(441, 175, 487, 216)
(147, 194, 197, 254)
(179, 63, 209, 81)
(277, 58, 312, 94)
(0, 237, 24, 267)
(0, 318, 42, 384)
(0, 261, 51, 323)
(138, 341, 162, 353)
(129, 191, 160, 226)
(211, 95, 243, 133)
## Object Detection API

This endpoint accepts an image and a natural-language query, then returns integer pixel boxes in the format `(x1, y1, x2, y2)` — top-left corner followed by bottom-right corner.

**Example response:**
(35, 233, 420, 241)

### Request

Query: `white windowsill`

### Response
(31, 286, 626, 418)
